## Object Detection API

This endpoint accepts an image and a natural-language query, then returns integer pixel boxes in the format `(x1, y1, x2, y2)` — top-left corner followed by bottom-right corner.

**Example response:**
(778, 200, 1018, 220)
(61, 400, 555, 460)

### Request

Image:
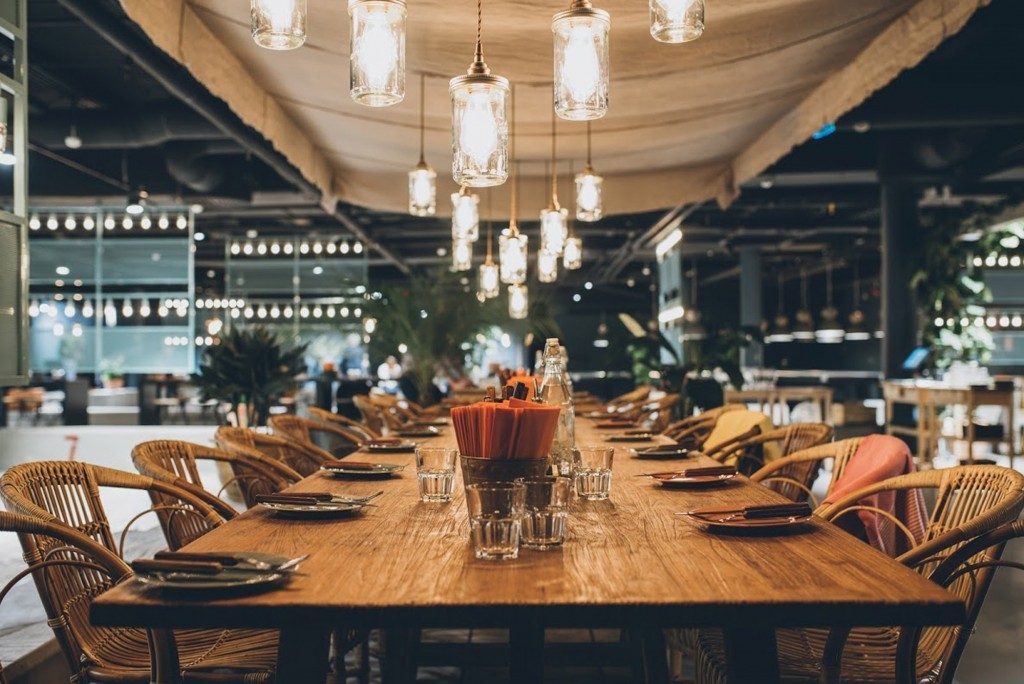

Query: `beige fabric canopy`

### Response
(120, 0, 986, 218)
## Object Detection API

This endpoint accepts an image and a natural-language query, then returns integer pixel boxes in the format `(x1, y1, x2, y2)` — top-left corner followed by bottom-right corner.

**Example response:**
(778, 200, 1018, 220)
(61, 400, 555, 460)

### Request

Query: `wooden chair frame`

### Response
(269, 415, 364, 470)
(707, 423, 833, 474)
(308, 405, 382, 441)
(749, 437, 862, 506)
(215, 426, 329, 479)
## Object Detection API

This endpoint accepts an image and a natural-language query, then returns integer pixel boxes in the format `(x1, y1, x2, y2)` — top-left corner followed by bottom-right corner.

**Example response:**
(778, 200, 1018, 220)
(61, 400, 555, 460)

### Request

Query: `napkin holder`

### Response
(459, 454, 550, 486)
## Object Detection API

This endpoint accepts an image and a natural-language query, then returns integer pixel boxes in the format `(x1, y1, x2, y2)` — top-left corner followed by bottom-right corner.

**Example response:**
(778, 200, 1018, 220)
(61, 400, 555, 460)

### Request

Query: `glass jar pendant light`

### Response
(575, 121, 603, 221)
(252, 0, 307, 50)
(815, 262, 846, 343)
(499, 89, 528, 285)
(552, 0, 610, 121)
(563, 234, 583, 270)
(649, 0, 705, 44)
(349, 0, 406, 106)
(451, 186, 480, 242)
(450, 0, 509, 187)
(508, 283, 529, 319)
(540, 110, 568, 256)
(479, 211, 501, 299)
(538, 249, 558, 283)
(452, 239, 473, 272)
(408, 74, 436, 216)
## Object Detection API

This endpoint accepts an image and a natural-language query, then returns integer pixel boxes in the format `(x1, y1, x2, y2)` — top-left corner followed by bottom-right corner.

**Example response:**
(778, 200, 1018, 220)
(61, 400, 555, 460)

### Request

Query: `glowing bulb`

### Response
(563, 25, 600, 102)
(140, 215, 152, 230)
(64, 215, 77, 231)
(460, 92, 499, 170)
(104, 215, 116, 231)
(451, 189, 480, 242)
(353, 242, 363, 254)
(83, 216, 95, 231)
(650, 0, 705, 43)
(251, 0, 306, 50)
(176, 214, 188, 230)
(29, 215, 40, 230)
(158, 213, 170, 229)
(538, 249, 558, 283)
(139, 299, 151, 317)
(64, 300, 76, 317)
(563, 236, 583, 270)
(499, 230, 528, 285)
(257, 241, 268, 255)
(313, 241, 323, 254)
(349, 0, 405, 107)
(104, 300, 117, 327)
(478, 262, 500, 299)
(575, 168, 603, 221)
(231, 242, 241, 255)
(270, 304, 280, 319)
(47, 215, 59, 230)
(82, 300, 94, 318)
(122, 299, 134, 317)
(243, 242, 255, 255)
(552, 5, 610, 121)
(540, 207, 568, 255)
(452, 239, 472, 271)
(409, 166, 437, 216)
(122, 215, 133, 230)
(326, 241, 337, 254)
(313, 305, 323, 318)
(283, 242, 294, 255)
(508, 284, 529, 319)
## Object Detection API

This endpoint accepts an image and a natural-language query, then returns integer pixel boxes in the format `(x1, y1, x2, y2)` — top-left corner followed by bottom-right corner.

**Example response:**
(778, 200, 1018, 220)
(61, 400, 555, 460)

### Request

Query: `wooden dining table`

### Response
(91, 411, 964, 683)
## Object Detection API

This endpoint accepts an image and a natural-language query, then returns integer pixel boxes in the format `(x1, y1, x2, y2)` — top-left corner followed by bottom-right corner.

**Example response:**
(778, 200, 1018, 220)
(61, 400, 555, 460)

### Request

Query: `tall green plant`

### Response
(196, 326, 306, 426)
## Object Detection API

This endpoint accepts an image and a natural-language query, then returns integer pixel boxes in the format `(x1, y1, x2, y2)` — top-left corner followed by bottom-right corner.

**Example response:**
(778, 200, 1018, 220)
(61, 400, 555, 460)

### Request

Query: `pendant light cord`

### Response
(777, 274, 785, 313)
(550, 105, 558, 204)
(586, 121, 592, 167)
(474, 0, 484, 64)
(825, 261, 834, 306)
(418, 73, 426, 164)
(508, 83, 518, 234)
(486, 188, 493, 261)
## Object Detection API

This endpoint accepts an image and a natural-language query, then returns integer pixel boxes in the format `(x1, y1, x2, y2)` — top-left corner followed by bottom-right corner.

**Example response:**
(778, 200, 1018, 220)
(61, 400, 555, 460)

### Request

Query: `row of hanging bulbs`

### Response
(764, 262, 874, 344)
(29, 212, 188, 232)
(253, 0, 703, 189)
(226, 302, 364, 321)
(29, 298, 190, 326)
(228, 237, 364, 257)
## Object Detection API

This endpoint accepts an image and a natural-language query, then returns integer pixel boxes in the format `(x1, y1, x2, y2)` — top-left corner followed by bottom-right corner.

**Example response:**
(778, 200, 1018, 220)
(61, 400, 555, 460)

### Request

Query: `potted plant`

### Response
(99, 357, 126, 389)
(195, 325, 307, 426)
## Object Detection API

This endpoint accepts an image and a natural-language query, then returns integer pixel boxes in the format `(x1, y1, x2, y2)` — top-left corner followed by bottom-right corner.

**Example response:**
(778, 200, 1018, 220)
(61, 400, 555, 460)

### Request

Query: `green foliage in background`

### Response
(369, 269, 560, 403)
(196, 325, 307, 426)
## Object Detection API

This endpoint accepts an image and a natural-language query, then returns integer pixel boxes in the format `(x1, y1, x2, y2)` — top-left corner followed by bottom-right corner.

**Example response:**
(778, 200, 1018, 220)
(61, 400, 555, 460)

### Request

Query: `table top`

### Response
(92, 413, 963, 631)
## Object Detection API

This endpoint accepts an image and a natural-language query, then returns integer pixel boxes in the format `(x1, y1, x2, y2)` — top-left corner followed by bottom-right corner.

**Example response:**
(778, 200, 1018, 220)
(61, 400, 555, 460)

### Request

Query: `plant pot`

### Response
(459, 455, 551, 486)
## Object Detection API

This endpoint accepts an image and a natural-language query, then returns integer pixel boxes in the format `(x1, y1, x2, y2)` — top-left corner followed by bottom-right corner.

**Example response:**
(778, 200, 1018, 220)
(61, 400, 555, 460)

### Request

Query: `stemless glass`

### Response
(415, 446, 457, 502)
(465, 482, 525, 560)
(519, 476, 571, 549)
(573, 446, 614, 500)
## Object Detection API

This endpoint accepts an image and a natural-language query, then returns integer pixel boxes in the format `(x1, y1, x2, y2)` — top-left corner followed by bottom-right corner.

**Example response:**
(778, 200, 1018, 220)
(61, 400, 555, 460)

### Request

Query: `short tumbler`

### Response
(465, 482, 525, 560)
(519, 476, 571, 549)
(415, 446, 457, 502)
(573, 446, 614, 500)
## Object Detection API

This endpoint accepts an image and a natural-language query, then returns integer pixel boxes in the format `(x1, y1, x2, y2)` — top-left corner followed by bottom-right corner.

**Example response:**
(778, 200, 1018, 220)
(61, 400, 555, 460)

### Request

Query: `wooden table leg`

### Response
(722, 624, 779, 683)
(381, 627, 420, 684)
(275, 625, 331, 683)
(509, 621, 544, 683)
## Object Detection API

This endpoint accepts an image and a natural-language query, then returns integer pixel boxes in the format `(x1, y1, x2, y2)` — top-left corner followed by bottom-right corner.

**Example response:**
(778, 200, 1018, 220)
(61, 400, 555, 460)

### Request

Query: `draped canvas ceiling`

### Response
(120, 0, 985, 218)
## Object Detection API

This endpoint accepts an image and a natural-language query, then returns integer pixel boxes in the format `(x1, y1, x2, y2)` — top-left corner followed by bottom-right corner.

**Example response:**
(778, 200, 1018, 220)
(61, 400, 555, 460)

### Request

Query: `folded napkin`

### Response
(741, 502, 812, 519)
(133, 558, 226, 575)
(680, 466, 736, 478)
(822, 434, 926, 557)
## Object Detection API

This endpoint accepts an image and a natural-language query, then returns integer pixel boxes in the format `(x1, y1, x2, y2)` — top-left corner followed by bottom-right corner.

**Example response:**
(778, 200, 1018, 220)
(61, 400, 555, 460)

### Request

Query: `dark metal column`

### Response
(880, 180, 919, 378)
(738, 246, 763, 368)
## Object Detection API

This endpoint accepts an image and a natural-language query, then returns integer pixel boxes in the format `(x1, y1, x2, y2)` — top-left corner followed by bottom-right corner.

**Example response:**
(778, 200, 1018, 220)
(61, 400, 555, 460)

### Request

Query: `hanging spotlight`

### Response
(538, 249, 558, 283)
(83, 216, 95, 231)
(251, 0, 307, 50)
(158, 213, 170, 230)
(815, 262, 846, 343)
(552, 0, 610, 121)
(649, 0, 705, 43)
(452, 186, 480, 241)
(764, 274, 793, 343)
(64, 124, 82, 149)
(126, 188, 147, 215)
(575, 121, 603, 221)
(53, 323, 65, 337)
(508, 283, 529, 319)
(540, 110, 567, 255)
(348, 0, 406, 106)
(158, 302, 169, 317)
(407, 74, 437, 216)
(792, 269, 815, 341)
(450, 0, 509, 187)
(270, 241, 281, 255)
(452, 239, 473, 271)
(340, 306, 350, 317)
(47, 214, 59, 231)
(64, 215, 77, 231)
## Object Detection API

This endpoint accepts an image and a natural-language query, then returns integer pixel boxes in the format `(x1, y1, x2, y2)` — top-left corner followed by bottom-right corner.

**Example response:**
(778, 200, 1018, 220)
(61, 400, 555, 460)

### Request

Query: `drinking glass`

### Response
(415, 446, 457, 502)
(518, 476, 571, 549)
(465, 482, 525, 560)
(573, 446, 614, 500)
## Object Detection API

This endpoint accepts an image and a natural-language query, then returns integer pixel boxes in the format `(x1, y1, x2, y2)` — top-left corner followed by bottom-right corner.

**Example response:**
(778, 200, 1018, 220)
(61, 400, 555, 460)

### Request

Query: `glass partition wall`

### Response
(26, 206, 196, 378)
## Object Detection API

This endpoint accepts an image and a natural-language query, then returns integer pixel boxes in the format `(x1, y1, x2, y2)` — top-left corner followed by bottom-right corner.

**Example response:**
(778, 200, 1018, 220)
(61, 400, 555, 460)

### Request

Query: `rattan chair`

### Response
(0, 510, 278, 683)
(705, 422, 833, 474)
(308, 405, 382, 441)
(607, 386, 652, 410)
(635, 394, 681, 432)
(693, 465, 1024, 683)
(132, 440, 300, 512)
(269, 415, 364, 465)
(662, 404, 745, 443)
(353, 394, 387, 435)
(749, 437, 862, 505)
(214, 425, 330, 479)
(0, 461, 227, 554)
(368, 394, 414, 431)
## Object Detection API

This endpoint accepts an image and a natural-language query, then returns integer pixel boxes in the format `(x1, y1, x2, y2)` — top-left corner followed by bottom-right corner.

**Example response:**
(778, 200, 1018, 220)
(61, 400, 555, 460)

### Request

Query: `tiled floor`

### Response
(0, 425, 1021, 682)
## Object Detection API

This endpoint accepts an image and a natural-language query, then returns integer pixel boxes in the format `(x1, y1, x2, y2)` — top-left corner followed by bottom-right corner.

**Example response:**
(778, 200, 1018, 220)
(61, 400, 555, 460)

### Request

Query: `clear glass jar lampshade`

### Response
(562, 236, 583, 270)
(540, 207, 569, 255)
(575, 167, 603, 221)
(498, 230, 528, 284)
(251, 0, 307, 50)
(479, 261, 500, 299)
(348, 0, 407, 107)
(538, 249, 558, 283)
(451, 190, 480, 242)
(452, 239, 473, 272)
(450, 76, 510, 187)
(408, 164, 437, 216)
(649, 0, 705, 44)
(508, 284, 529, 319)
(552, 6, 610, 121)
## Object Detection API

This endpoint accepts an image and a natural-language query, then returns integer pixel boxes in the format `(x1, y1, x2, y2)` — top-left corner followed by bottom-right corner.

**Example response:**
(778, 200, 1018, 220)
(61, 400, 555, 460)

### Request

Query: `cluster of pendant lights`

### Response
(764, 264, 873, 344)
(29, 212, 189, 233)
(251, 0, 706, 318)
